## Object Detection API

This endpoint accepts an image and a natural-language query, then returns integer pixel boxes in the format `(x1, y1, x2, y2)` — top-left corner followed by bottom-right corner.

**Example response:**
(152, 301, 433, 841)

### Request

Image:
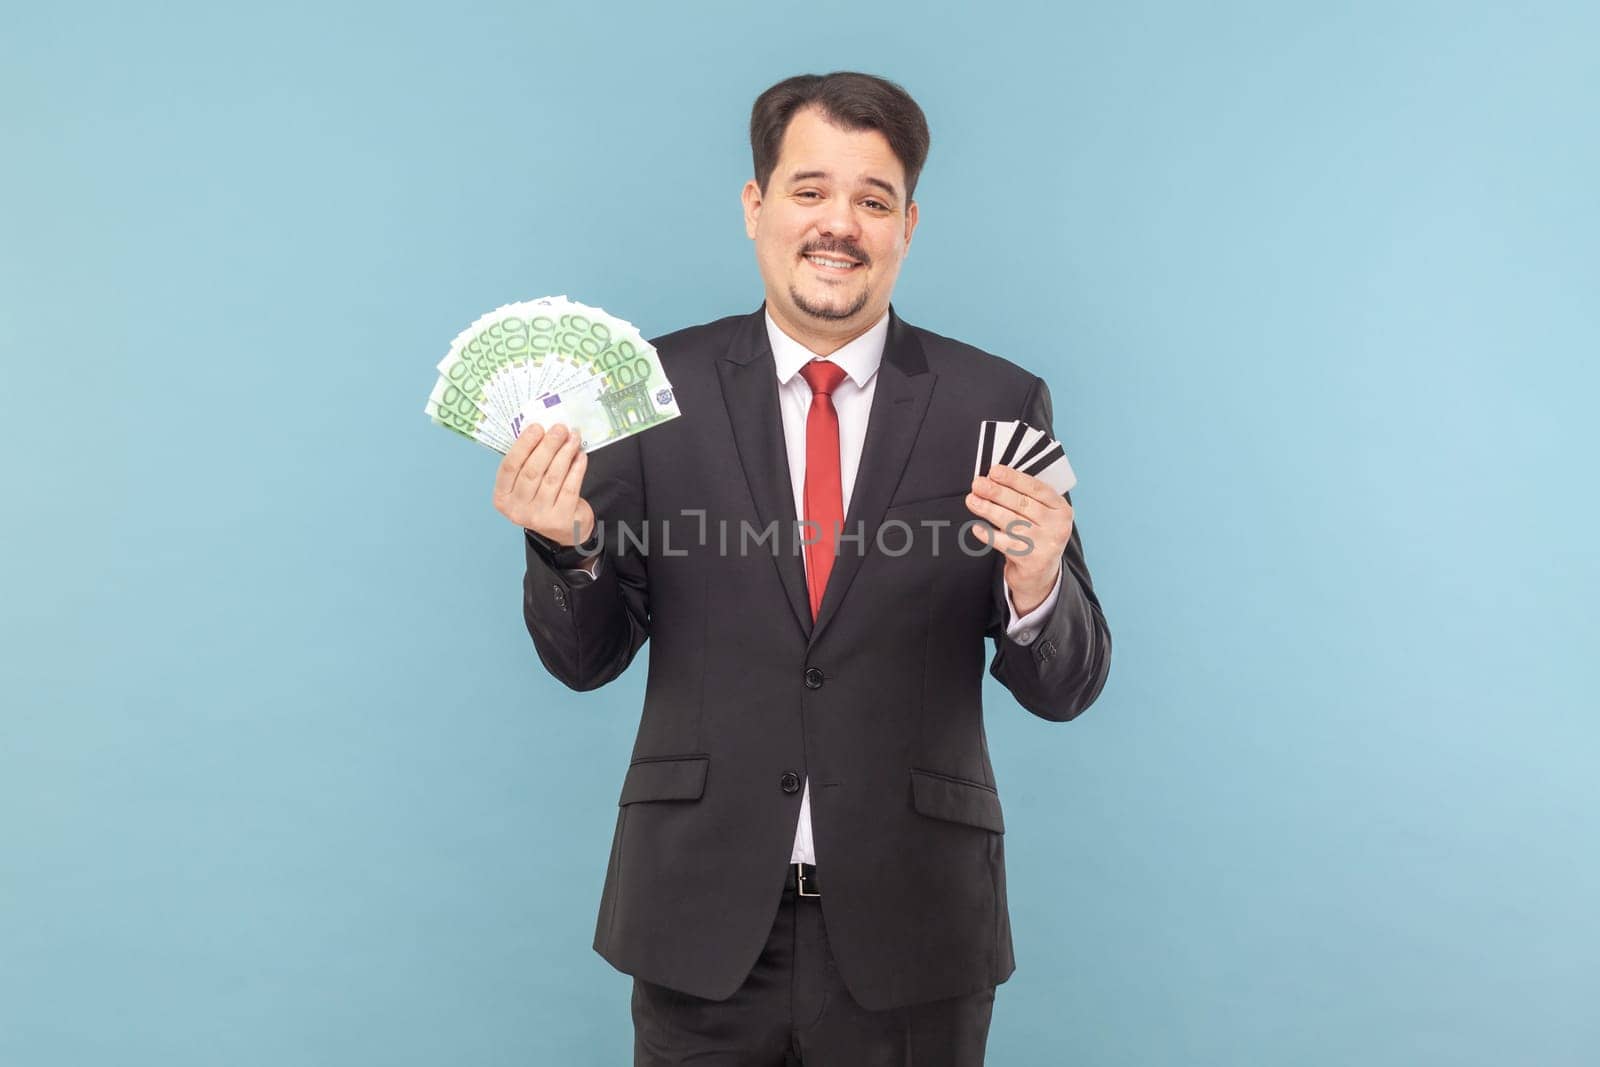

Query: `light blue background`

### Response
(3, 1, 1595, 1064)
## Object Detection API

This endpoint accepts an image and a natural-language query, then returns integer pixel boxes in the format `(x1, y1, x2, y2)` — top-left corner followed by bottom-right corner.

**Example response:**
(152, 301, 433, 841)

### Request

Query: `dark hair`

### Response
(750, 72, 931, 202)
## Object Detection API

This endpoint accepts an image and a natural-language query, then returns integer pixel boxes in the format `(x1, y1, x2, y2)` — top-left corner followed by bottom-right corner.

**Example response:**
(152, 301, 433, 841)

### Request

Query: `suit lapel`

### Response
(716, 308, 814, 640)
(716, 305, 938, 649)
(809, 308, 936, 648)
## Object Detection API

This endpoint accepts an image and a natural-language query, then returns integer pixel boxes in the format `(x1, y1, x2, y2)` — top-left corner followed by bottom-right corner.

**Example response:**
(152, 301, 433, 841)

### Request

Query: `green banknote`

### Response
(424, 296, 681, 455)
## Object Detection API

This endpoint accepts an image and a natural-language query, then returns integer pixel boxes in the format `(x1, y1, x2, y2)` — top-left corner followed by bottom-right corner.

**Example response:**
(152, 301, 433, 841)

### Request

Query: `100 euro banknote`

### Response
(425, 296, 680, 454)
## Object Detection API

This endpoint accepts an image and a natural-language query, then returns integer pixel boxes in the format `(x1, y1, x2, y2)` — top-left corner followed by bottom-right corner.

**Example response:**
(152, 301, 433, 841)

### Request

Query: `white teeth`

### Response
(807, 255, 857, 269)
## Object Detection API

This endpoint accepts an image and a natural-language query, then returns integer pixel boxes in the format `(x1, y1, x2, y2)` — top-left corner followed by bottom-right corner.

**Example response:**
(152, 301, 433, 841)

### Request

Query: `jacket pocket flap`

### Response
(619, 755, 709, 805)
(884, 490, 970, 514)
(910, 769, 1005, 833)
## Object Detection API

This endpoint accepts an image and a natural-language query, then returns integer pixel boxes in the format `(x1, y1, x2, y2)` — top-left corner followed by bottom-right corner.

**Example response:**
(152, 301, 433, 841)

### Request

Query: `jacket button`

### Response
(803, 666, 825, 689)
(780, 772, 801, 794)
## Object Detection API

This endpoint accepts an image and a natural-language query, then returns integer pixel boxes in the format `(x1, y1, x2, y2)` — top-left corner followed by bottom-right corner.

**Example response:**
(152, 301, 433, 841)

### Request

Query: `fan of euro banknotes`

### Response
(424, 296, 681, 454)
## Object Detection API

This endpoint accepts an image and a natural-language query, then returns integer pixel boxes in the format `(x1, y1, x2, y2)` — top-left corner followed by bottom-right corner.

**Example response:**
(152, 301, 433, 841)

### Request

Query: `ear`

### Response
(741, 179, 763, 239)
(903, 199, 919, 251)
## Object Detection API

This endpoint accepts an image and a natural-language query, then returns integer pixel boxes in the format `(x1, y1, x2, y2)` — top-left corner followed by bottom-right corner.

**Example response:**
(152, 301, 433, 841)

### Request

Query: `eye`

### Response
(796, 190, 822, 200)
(863, 199, 889, 211)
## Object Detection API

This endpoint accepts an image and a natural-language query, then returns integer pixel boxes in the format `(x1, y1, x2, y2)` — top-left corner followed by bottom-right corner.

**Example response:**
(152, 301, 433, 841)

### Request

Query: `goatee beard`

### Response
(790, 284, 869, 322)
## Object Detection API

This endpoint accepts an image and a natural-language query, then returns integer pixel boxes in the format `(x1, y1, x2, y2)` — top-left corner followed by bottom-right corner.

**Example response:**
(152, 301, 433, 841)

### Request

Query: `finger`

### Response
(971, 471, 1041, 521)
(986, 523, 1039, 557)
(965, 491, 1030, 532)
(970, 501, 1061, 559)
(510, 424, 570, 502)
(553, 449, 589, 529)
(980, 466, 1054, 513)
(967, 521, 1032, 557)
(987, 464, 1066, 511)
(495, 424, 545, 500)
(534, 426, 582, 512)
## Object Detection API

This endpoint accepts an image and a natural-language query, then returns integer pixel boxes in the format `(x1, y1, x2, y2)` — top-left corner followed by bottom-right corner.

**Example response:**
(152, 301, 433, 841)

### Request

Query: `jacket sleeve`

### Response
(521, 427, 650, 691)
(986, 375, 1113, 722)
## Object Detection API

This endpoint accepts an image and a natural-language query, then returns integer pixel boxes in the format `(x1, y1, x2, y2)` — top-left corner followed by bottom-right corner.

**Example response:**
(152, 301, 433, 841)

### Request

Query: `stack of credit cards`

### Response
(974, 420, 1076, 495)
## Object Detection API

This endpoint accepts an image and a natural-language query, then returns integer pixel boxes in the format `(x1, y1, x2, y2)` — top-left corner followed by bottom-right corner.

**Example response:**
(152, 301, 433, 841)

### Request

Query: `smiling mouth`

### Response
(802, 253, 863, 274)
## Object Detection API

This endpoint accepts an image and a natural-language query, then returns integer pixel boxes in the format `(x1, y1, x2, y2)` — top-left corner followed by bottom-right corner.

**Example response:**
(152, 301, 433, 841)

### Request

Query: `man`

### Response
(494, 72, 1111, 1066)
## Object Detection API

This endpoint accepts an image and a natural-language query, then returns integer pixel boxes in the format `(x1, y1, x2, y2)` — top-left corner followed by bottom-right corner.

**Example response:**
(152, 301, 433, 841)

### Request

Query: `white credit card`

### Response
(974, 419, 1077, 495)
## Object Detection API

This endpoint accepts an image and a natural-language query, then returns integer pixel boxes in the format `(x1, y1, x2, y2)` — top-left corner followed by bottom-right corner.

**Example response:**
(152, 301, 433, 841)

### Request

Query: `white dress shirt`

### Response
(766, 310, 1061, 865)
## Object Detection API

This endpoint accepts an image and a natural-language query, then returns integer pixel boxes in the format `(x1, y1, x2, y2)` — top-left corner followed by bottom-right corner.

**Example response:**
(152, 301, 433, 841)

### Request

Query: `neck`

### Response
(765, 300, 885, 357)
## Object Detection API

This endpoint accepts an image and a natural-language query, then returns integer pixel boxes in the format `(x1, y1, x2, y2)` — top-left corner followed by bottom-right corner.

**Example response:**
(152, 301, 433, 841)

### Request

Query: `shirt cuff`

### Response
(1003, 565, 1062, 646)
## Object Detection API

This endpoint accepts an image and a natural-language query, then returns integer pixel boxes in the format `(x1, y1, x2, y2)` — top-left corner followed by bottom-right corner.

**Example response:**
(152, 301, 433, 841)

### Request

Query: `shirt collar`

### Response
(765, 307, 889, 390)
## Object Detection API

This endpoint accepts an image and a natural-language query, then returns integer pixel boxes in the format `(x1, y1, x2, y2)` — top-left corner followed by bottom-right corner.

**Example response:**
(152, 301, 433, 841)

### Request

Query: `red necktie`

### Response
(799, 360, 848, 621)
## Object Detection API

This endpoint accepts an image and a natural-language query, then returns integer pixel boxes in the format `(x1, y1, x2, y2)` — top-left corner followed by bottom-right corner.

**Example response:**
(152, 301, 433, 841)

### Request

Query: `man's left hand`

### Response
(966, 464, 1074, 615)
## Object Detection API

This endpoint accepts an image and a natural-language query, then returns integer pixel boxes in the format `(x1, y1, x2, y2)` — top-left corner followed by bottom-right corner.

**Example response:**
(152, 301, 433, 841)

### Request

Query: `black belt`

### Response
(791, 862, 820, 898)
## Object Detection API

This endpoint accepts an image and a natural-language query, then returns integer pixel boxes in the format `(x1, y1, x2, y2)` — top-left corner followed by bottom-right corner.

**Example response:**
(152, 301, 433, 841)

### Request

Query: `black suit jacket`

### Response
(521, 303, 1112, 1011)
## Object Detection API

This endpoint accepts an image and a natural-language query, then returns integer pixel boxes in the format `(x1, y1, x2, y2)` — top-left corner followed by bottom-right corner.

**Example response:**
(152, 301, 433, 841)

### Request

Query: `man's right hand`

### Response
(493, 423, 596, 546)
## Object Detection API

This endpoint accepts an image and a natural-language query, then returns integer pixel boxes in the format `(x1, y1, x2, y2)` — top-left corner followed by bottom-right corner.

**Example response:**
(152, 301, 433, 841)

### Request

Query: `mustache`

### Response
(800, 242, 870, 266)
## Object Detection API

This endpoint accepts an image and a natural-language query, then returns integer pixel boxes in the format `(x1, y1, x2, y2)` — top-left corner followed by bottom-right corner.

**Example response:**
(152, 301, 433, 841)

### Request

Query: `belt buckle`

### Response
(795, 863, 820, 898)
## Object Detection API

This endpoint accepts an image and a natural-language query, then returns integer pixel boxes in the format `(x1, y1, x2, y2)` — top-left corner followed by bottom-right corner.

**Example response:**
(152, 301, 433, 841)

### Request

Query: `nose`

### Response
(816, 198, 863, 243)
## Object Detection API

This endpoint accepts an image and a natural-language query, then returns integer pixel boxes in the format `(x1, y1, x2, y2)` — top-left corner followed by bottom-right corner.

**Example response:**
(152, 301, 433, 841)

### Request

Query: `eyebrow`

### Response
(787, 169, 900, 201)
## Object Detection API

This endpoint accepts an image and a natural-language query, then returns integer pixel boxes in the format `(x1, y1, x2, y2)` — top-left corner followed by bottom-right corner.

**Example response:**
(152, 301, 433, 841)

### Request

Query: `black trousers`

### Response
(631, 868, 996, 1065)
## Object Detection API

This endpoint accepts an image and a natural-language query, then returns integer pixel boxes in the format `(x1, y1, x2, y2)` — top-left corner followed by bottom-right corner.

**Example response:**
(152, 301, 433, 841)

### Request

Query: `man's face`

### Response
(742, 106, 919, 350)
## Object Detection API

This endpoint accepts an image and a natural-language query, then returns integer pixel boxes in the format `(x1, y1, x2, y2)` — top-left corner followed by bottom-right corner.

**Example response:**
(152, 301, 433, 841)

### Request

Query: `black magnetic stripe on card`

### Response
(978, 421, 997, 477)
(1014, 431, 1055, 469)
(1019, 441, 1065, 476)
(996, 422, 1028, 468)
